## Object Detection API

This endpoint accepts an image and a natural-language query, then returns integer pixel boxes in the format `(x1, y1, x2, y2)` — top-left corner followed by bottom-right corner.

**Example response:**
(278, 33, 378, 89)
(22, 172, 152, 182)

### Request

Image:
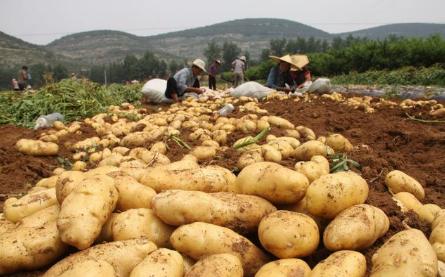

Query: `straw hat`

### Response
(239, 56, 247, 62)
(192, 59, 207, 73)
(215, 59, 221, 64)
(290, 55, 310, 70)
(269, 54, 295, 66)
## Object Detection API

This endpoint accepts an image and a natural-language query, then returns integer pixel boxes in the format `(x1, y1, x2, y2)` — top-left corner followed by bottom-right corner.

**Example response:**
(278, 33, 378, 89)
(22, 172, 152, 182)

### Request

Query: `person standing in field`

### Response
(17, 66, 29, 91)
(232, 56, 246, 87)
(208, 59, 221, 90)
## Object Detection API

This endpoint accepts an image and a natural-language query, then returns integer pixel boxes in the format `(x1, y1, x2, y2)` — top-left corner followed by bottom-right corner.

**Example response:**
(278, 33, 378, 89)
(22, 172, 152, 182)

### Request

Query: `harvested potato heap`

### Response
(3, 95, 443, 276)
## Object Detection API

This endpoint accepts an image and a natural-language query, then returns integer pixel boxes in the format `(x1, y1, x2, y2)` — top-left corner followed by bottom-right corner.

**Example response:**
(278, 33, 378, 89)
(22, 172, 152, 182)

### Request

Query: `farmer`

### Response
(164, 58, 207, 102)
(208, 59, 221, 90)
(290, 54, 312, 90)
(266, 54, 294, 92)
(232, 56, 246, 87)
(17, 66, 29, 91)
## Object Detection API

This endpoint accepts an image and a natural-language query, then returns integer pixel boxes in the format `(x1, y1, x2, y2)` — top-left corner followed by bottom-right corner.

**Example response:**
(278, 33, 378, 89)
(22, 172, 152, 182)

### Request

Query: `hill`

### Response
(339, 23, 445, 39)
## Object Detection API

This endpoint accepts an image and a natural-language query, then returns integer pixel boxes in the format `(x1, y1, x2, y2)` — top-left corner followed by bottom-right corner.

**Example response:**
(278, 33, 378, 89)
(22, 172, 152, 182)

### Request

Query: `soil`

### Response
(1, 94, 444, 276)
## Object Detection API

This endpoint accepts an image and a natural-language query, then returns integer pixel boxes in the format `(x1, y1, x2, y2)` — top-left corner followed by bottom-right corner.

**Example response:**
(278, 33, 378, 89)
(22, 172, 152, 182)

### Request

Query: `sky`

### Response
(1, 0, 444, 45)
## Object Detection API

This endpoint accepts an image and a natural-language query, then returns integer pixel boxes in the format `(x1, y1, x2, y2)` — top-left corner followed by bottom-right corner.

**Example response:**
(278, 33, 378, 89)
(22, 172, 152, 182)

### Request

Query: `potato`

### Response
(296, 126, 316, 140)
(36, 175, 59, 188)
(323, 204, 389, 251)
(325, 134, 353, 152)
(430, 210, 445, 262)
(170, 222, 269, 276)
(96, 213, 118, 243)
(112, 146, 130, 155)
(111, 208, 173, 247)
(202, 139, 220, 148)
(385, 170, 425, 200)
(294, 155, 330, 183)
(257, 119, 271, 131)
(258, 210, 319, 258)
(237, 148, 264, 169)
(305, 171, 369, 219)
(255, 259, 311, 277)
(213, 130, 228, 145)
(424, 204, 442, 220)
(234, 162, 309, 204)
(16, 139, 59, 156)
(57, 174, 118, 249)
(267, 139, 294, 158)
(0, 206, 67, 275)
(393, 192, 435, 223)
(190, 146, 217, 160)
(261, 144, 283, 162)
(285, 129, 301, 139)
(55, 260, 116, 277)
(152, 190, 276, 233)
(294, 140, 334, 161)
(150, 141, 167, 154)
(121, 129, 165, 147)
(439, 261, 445, 277)
(71, 161, 87, 171)
(140, 165, 235, 193)
(311, 250, 366, 277)
(114, 174, 156, 211)
(0, 213, 15, 235)
(55, 171, 85, 203)
(43, 239, 157, 277)
(185, 254, 243, 277)
(163, 159, 199, 170)
(130, 248, 184, 277)
(4, 188, 57, 222)
(371, 229, 438, 277)
(268, 116, 294, 129)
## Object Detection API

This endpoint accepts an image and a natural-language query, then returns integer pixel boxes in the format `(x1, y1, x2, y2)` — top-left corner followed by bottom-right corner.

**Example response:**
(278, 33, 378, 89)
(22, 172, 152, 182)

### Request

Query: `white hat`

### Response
(239, 56, 247, 62)
(192, 59, 207, 73)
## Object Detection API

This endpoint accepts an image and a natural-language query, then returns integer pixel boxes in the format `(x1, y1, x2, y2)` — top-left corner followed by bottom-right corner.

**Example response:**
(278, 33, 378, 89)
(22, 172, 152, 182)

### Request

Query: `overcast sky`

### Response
(1, 0, 444, 45)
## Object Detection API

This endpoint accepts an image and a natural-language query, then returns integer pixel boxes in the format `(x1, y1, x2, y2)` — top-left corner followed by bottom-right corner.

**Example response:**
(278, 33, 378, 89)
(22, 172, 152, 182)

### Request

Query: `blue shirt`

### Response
(174, 68, 197, 95)
(266, 65, 293, 90)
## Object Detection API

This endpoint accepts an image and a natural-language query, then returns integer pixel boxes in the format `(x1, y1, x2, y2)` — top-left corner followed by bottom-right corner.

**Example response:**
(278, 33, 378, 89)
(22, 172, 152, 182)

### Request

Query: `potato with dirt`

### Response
(311, 250, 366, 277)
(43, 239, 157, 277)
(140, 165, 235, 193)
(258, 210, 319, 258)
(430, 210, 445, 262)
(170, 222, 269, 276)
(53, 260, 116, 277)
(385, 170, 425, 200)
(305, 171, 369, 219)
(152, 190, 276, 233)
(114, 174, 157, 210)
(3, 187, 57, 222)
(57, 174, 118, 250)
(16, 138, 59, 156)
(130, 248, 184, 277)
(323, 204, 389, 251)
(325, 133, 353, 152)
(55, 170, 85, 203)
(234, 162, 309, 205)
(371, 229, 438, 277)
(185, 253, 243, 277)
(294, 140, 334, 161)
(392, 192, 437, 223)
(255, 259, 311, 277)
(111, 208, 173, 247)
(294, 155, 330, 183)
(0, 206, 67, 275)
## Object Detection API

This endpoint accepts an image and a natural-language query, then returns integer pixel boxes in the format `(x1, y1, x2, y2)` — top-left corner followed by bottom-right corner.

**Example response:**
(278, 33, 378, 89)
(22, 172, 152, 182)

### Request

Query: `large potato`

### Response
(185, 254, 243, 277)
(430, 210, 445, 262)
(56, 260, 116, 277)
(393, 192, 436, 223)
(3, 188, 57, 222)
(371, 229, 438, 277)
(311, 250, 366, 277)
(323, 204, 389, 251)
(16, 139, 59, 156)
(0, 206, 67, 275)
(55, 170, 85, 204)
(43, 239, 157, 277)
(305, 171, 369, 219)
(130, 248, 184, 277)
(268, 116, 294, 129)
(140, 165, 235, 193)
(35, 175, 59, 188)
(325, 134, 353, 152)
(385, 170, 425, 200)
(111, 208, 173, 247)
(294, 140, 334, 161)
(234, 162, 309, 204)
(114, 174, 156, 210)
(170, 222, 269, 276)
(255, 259, 311, 277)
(57, 174, 118, 249)
(294, 155, 330, 183)
(152, 190, 276, 233)
(0, 213, 15, 235)
(258, 210, 319, 258)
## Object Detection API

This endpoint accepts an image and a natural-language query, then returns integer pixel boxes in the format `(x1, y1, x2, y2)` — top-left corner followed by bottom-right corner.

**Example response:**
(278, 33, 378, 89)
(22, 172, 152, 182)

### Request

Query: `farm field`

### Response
(0, 84, 444, 276)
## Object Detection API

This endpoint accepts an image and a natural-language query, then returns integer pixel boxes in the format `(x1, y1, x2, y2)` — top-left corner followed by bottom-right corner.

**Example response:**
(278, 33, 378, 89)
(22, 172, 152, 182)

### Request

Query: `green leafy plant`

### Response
(233, 127, 270, 149)
(329, 153, 361, 173)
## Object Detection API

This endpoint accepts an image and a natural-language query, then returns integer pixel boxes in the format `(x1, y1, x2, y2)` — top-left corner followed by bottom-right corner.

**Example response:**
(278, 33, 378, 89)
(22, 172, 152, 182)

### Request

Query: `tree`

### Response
(222, 42, 241, 71)
(260, 49, 271, 62)
(52, 64, 68, 81)
(168, 60, 180, 74)
(123, 54, 139, 80)
(204, 41, 222, 65)
(270, 38, 287, 56)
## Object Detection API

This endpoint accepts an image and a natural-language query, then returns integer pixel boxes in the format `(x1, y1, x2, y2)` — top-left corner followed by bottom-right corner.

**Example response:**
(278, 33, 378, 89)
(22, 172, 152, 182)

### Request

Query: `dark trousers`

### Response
(208, 75, 216, 90)
(165, 77, 200, 99)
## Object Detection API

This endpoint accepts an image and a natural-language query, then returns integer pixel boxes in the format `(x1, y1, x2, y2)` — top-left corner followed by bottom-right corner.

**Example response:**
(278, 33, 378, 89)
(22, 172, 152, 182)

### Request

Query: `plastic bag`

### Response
(230, 81, 273, 99)
(306, 78, 331, 93)
(141, 79, 170, 104)
(34, 113, 64, 130)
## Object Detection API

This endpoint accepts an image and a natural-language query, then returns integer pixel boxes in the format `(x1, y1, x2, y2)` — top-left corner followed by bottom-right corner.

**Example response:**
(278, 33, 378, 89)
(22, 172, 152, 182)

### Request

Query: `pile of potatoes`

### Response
(2, 94, 444, 276)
